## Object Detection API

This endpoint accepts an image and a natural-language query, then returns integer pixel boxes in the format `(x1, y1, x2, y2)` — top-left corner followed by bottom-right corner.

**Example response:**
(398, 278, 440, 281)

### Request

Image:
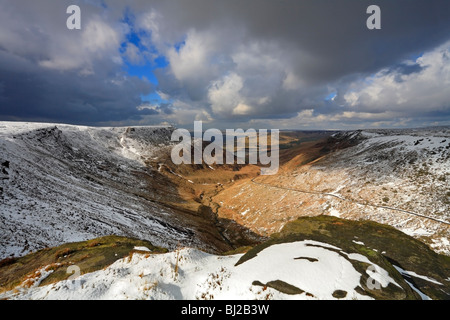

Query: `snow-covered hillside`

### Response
(0, 240, 407, 300)
(213, 128, 450, 254)
(0, 122, 202, 259)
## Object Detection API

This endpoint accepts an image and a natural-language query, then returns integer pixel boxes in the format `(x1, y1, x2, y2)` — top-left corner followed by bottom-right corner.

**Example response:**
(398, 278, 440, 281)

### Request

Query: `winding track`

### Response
(250, 178, 450, 226)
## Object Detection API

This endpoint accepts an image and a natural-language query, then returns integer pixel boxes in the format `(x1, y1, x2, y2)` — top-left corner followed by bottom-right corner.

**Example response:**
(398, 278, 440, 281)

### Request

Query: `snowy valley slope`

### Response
(0, 122, 214, 259)
(213, 128, 450, 254)
(1, 123, 449, 300)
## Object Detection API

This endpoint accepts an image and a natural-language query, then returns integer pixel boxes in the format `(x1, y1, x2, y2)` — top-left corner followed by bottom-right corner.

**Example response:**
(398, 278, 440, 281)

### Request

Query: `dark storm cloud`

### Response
(0, 0, 449, 128)
(0, 0, 157, 124)
(138, 0, 450, 83)
(0, 50, 153, 124)
(128, 0, 450, 127)
(390, 63, 427, 83)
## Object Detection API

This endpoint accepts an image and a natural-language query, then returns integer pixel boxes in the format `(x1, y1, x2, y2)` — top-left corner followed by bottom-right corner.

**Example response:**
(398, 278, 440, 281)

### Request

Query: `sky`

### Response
(0, 0, 450, 130)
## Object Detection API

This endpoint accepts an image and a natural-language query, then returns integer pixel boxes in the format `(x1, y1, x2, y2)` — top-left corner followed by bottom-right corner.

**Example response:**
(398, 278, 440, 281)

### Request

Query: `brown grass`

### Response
(0, 257, 17, 268)
(86, 240, 102, 248)
(55, 248, 76, 259)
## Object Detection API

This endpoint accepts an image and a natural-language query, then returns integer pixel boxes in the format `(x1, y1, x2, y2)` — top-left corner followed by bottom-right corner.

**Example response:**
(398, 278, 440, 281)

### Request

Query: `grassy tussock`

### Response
(0, 236, 167, 293)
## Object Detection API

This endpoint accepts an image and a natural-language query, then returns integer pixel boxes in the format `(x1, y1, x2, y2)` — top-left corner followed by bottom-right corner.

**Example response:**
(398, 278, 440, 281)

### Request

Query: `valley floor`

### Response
(1, 122, 449, 300)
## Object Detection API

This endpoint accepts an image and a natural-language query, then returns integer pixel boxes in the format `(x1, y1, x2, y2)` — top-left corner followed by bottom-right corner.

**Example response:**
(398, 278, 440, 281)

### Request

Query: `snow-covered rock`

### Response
(0, 240, 400, 300)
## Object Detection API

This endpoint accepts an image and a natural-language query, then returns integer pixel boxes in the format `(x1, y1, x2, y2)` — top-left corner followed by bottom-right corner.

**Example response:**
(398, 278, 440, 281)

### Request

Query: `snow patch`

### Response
(133, 247, 151, 252)
(393, 265, 443, 285)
